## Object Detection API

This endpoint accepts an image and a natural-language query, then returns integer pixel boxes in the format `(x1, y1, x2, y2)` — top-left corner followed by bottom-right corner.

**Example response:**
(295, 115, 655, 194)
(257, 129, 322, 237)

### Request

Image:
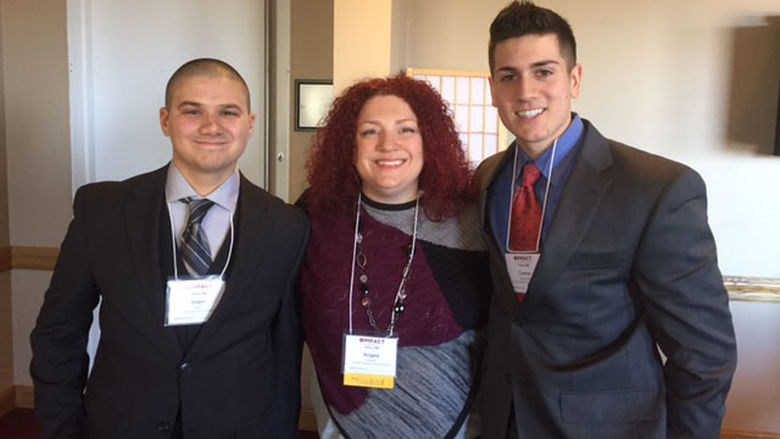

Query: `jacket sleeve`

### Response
(30, 187, 100, 439)
(270, 209, 309, 438)
(632, 168, 737, 438)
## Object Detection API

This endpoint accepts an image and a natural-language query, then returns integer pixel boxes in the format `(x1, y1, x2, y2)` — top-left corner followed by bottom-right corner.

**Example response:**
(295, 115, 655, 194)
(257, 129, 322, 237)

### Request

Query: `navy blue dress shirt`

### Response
(488, 114, 585, 253)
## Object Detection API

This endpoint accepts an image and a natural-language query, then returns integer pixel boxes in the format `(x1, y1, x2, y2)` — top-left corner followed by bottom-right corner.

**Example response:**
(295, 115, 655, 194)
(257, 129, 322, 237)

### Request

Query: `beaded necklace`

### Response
(347, 193, 420, 337)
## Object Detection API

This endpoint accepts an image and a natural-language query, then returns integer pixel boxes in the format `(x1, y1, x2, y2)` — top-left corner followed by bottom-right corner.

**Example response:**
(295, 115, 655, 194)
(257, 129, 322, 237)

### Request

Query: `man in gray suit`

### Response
(477, 2, 737, 438)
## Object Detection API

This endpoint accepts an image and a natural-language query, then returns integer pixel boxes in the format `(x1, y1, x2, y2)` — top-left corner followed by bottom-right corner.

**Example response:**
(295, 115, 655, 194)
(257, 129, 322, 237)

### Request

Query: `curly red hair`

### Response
(305, 74, 475, 221)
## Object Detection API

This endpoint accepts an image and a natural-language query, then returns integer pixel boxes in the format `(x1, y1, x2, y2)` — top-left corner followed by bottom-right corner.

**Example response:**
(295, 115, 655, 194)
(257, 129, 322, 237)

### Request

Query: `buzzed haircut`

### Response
(164, 58, 251, 110)
(489, 0, 577, 72)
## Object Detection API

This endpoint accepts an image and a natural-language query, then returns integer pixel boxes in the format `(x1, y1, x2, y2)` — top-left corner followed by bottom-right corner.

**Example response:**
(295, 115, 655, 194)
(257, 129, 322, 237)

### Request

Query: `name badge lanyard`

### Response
(504, 138, 558, 254)
(163, 201, 235, 326)
(342, 192, 419, 389)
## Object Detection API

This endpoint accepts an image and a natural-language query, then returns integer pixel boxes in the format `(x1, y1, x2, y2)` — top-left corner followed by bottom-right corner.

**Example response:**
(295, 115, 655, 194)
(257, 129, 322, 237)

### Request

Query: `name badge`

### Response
(342, 334, 398, 389)
(504, 253, 540, 294)
(165, 275, 225, 326)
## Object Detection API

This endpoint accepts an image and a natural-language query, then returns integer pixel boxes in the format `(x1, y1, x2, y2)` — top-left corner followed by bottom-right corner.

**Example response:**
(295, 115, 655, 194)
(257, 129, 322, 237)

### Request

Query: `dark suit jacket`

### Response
(477, 120, 737, 439)
(30, 166, 309, 439)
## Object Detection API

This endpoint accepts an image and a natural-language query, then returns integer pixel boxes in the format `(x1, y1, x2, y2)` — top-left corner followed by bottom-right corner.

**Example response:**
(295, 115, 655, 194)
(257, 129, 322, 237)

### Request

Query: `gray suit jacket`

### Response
(30, 165, 309, 439)
(477, 120, 737, 439)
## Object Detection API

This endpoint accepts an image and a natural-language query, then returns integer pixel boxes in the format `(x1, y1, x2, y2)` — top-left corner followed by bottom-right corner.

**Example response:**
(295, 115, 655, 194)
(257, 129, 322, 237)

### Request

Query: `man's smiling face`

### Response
(489, 33, 582, 158)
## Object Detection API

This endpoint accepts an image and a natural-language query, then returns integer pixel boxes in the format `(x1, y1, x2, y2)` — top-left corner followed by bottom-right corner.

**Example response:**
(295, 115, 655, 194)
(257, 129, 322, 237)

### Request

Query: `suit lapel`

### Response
(123, 165, 183, 358)
(528, 122, 614, 296)
(186, 176, 271, 356)
(479, 145, 525, 312)
(477, 145, 516, 229)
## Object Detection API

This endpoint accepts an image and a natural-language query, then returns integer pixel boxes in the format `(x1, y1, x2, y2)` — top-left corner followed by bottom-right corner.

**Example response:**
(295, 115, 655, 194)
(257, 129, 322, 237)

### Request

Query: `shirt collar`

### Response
(516, 113, 583, 185)
(165, 162, 240, 212)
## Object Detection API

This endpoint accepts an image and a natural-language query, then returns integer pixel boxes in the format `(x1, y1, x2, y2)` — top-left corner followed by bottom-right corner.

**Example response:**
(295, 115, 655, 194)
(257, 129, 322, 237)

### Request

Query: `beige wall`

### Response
(289, 0, 334, 202)
(0, 1, 11, 395)
(3, 0, 71, 246)
(1, 0, 71, 386)
(289, 0, 335, 413)
(333, 0, 393, 92)
(389, 0, 408, 74)
(0, 2, 8, 249)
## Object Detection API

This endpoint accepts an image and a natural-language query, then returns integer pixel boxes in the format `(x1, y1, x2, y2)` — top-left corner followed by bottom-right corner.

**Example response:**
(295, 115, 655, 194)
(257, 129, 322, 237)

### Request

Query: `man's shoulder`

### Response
(75, 166, 166, 205)
(581, 119, 694, 183)
(605, 138, 694, 185)
(475, 149, 511, 191)
(238, 176, 308, 225)
(476, 149, 508, 175)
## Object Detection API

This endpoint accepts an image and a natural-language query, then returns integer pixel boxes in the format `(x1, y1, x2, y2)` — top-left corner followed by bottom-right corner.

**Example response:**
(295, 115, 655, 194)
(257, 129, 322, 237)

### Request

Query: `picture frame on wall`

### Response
(775, 82, 779, 156)
(295, 79, 333, 131)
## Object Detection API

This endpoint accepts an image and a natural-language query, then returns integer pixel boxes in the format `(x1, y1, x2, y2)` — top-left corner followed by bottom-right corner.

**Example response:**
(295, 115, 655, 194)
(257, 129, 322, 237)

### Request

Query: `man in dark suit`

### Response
(30, 58, 308, 439)
(477, 2, 737, 438)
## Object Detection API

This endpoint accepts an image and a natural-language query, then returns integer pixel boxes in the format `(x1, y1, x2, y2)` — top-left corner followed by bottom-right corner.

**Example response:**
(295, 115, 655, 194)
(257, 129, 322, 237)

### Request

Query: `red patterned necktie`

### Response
(509, 164, 542, 303)
(509, 163, 542, 252)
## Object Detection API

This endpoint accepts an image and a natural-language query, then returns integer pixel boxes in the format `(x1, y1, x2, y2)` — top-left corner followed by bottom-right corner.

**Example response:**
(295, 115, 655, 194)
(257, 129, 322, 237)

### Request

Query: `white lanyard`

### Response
(504, 138, 558, 254)
(347, 193, 420, 337)
(166, 201, 235, 279)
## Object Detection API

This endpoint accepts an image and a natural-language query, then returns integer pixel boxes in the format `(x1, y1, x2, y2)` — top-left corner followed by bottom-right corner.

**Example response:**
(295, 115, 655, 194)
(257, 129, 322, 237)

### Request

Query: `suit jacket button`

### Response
(157, 421, 172, 433)
(504, 372, 513, 384)
(513, 315, 525, 326)
(179, 362, 192, 373)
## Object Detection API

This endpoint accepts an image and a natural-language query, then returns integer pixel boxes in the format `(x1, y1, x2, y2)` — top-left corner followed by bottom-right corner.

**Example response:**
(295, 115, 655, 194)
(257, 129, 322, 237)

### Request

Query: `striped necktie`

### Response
(180, 197, 215, 275)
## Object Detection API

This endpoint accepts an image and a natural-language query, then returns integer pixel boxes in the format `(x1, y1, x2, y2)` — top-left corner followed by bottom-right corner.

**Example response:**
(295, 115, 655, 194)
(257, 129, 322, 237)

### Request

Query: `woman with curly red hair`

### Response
(299, 74, 490, 439)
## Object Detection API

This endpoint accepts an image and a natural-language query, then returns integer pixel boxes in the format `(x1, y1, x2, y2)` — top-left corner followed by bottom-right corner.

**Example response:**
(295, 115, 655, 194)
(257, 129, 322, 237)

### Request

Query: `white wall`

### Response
(70, 0, 267, 188)
(404, 0, 780, 278)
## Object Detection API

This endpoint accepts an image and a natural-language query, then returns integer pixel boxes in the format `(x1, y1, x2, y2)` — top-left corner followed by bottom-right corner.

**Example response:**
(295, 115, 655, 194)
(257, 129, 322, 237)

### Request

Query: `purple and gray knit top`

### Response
(300, 196, 491, 439)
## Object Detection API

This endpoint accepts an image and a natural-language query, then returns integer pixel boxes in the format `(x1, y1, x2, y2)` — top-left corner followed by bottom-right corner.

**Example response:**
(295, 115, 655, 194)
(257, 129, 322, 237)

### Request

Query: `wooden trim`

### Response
(15, 385, 34, 409)
(9, 246, 59, 271)
(0, 385, 14, 418)
(298, 408, 316, 432)
(721, 429, 780, 439)
(0, 246, 10, 272)
(725, 276, 780, 303)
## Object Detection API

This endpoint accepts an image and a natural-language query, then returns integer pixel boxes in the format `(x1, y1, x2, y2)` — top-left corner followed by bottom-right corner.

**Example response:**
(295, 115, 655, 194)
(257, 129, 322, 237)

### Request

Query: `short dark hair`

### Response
(489, 0, 577, 72)
(164, 58, 250, 110)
